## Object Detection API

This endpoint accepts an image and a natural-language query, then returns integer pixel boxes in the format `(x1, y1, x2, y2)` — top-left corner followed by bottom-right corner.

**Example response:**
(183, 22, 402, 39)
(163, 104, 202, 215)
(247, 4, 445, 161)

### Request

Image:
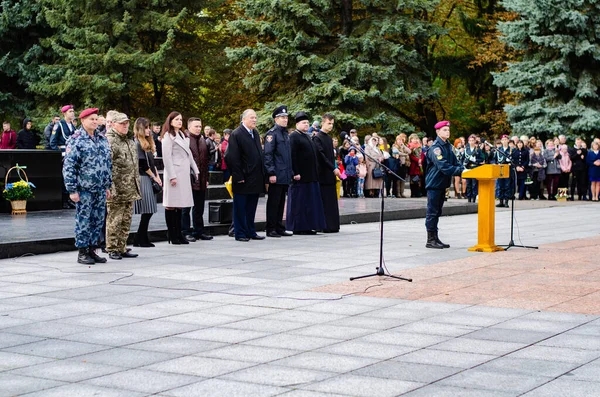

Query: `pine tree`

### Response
(0, 0, 49, 120)
(227, 0, 443, 134)
(493, 0, 600, 140)
(31, 0, 208, 117)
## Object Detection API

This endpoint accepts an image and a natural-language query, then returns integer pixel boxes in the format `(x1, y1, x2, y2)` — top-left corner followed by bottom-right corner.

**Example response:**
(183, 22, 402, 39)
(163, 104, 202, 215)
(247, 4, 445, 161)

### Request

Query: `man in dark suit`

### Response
(224, 109, 266, 242)
(264, 105, 293, 238)
(313, 113, 341, 233)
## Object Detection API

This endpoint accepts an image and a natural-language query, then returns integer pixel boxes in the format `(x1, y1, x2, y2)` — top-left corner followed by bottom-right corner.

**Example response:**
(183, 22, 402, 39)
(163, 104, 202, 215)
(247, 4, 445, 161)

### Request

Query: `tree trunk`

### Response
(341, 0, 353, 36)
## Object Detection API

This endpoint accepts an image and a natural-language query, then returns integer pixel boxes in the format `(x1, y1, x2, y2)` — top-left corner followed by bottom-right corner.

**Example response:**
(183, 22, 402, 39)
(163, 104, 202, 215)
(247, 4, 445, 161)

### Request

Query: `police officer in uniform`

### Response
(63, 108, 112, 264)
(425, 121, 464, 249)
(264, 105, 294, 237)
(50, 105, 77, 152)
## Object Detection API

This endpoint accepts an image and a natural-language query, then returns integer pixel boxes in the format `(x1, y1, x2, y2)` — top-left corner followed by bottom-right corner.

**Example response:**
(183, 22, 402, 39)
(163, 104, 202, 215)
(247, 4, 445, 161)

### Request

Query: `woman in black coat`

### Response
(512, 140, 530, 200)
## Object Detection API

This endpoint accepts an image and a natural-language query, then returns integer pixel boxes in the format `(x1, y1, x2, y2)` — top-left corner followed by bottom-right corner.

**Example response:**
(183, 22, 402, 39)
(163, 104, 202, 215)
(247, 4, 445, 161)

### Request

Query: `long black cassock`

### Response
(286, 130, 326, 232)
(313, 130, 340, 232)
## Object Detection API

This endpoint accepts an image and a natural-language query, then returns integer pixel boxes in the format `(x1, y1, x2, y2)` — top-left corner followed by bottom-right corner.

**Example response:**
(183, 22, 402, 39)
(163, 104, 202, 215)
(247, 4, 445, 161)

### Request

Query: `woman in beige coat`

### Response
(161, 111, 199, 244)
(364, 135, 385, 197)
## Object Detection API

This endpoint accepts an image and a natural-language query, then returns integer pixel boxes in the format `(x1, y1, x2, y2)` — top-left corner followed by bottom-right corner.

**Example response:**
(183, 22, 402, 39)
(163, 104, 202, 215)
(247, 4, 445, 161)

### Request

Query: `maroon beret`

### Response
(79, 108, 99, 120)
(434, 121, 450, 130)
(61, 104, 74, 113)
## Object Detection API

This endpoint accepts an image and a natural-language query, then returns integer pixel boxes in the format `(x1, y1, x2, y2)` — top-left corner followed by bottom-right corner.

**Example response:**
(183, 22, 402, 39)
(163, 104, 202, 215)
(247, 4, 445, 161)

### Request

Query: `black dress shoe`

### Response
(267, 231, 281, 238)
(250, 235, 266, 240)
(322, 229, 339, 233)
(196, 234, 213, 240)
(294, 230, 317, 235)
(277, 231, 293, 237)
(121, 251, 138, 258)
(184, 234, 197, 242)
(109, 252, 122, 260)
(228, 232, 234, 237)
(235, 237, 250, 242)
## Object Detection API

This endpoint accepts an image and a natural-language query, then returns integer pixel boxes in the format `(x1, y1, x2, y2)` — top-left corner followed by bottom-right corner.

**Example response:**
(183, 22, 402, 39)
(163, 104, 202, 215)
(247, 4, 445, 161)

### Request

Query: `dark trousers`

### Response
(571, 170, 587, 198)
(530, 172, 541, 199)
(516, 178, 526, 199)
(558, 172, 570, 189)
(182, 189, 206, 236)
(546, 174, 560, 197)
(385, 176, 399, 196)
(266, 184, 287, 233)
(346, 176, 357, 196)
(425, 189, 445, 232)
(466, 178, 478, 199)
(233, 193, 259, 239)
(496, 177, 513, 200)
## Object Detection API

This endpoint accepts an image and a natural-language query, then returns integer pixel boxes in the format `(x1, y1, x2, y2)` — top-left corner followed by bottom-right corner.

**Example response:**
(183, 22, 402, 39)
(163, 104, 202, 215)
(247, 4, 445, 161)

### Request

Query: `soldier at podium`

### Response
(464, 134, 485, 203)
(425, 121, 464, 249)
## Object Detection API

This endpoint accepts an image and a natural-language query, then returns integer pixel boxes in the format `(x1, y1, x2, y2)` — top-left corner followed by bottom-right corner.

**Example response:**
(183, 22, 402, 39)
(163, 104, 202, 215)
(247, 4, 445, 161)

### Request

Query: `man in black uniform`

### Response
(264, 105, 294, 237)
(425, 121, 464, 249)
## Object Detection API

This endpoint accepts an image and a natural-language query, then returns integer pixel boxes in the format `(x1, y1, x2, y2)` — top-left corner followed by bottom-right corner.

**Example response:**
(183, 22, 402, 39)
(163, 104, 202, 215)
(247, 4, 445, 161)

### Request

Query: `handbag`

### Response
(372, 167, 384, 179)
(145, 151, 162, 195)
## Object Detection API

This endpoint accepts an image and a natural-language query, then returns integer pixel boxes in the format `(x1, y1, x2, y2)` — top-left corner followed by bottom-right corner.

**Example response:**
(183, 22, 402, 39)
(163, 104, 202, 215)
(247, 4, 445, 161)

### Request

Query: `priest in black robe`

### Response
(286, 112, 326, 235)
(313, 113, 341, 233)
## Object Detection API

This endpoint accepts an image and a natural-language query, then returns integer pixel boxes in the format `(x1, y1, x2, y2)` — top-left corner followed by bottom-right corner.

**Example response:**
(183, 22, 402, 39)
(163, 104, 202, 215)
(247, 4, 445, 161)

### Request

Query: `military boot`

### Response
(426, 232, 445, 249)
(434, 232, 450, 248)
(88, 247, 107, 263)
(78, 248, 95, 265)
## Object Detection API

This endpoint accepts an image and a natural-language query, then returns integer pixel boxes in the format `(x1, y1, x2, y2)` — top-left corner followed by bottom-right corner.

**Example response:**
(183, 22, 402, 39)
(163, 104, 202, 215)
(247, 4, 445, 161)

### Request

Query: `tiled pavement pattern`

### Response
(0, 203, 599, 396)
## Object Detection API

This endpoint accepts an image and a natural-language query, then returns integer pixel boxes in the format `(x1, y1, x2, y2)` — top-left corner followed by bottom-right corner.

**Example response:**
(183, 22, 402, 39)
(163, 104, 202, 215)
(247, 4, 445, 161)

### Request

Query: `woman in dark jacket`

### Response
(512, 140, 530, 200)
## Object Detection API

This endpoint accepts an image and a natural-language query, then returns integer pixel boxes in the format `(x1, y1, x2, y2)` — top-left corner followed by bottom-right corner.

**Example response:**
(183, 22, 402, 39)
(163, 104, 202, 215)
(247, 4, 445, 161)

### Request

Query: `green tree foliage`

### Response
(494, 0, 600, 140)
(227, 0, 444, 134)
(0, 0, 49, 121)
(31, 0, 209, 117)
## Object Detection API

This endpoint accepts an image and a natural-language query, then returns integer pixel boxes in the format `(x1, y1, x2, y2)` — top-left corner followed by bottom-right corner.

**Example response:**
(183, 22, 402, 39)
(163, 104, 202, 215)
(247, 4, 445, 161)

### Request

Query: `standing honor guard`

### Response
(105, 113, 141, 260)
(264, 105, 294, 238)
(425, 121, 464, 249)
(313, 113, 341, 233)
(494, 134, 514, 207)
(63, 108, 112, 264)
(50, 104, 77, 152)
(224, 109, 266, 242)
(464, 134, 485, 202)
(286, 112, 326, 235)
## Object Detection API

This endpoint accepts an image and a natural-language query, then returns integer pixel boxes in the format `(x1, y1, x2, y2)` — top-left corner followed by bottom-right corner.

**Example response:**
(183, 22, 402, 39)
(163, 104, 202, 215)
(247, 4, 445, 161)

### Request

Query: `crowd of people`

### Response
(5, 104, 600, 262)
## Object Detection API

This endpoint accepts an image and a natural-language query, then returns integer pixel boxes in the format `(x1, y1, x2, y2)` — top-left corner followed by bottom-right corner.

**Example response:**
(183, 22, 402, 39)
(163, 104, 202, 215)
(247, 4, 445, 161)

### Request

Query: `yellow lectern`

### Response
(461, 164, 510, 252)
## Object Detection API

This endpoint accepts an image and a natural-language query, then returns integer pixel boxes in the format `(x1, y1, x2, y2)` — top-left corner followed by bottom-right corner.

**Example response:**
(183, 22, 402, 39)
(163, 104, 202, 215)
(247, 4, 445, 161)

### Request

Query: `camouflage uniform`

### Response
(105, 128, 141, 253)
(63, 128, 112, 248)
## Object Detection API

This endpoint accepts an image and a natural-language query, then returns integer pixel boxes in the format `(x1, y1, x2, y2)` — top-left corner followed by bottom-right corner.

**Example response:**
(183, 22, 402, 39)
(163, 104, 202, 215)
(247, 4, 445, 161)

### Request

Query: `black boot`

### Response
(137, 214, 155, 247)
(88, 247, 107, 263)
(175, 209, 189, 245)
(78, 248, 95, 265)
(434, 232, 450, 248)
(165, 210, 182, 245)
(426, 231, 445, 249)
(496, 199, 504, 208)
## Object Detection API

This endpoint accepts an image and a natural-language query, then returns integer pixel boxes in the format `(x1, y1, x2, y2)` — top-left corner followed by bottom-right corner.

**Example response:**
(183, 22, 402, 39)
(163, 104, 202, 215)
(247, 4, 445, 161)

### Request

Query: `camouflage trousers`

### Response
(106, 201, 134, 253)
(74, 190, 107, 248)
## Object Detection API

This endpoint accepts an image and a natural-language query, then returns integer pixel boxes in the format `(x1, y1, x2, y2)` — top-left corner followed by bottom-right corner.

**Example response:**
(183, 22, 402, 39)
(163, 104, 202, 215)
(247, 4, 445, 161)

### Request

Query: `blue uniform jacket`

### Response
(263, 124, 293, 185)
(49, 119, 76, 150)
(62, 129, 112, 193)
(425, 137, 463, 190)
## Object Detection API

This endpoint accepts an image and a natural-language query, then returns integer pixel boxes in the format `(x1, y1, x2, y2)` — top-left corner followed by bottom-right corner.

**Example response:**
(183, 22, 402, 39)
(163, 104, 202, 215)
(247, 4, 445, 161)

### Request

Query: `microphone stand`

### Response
(489, 143, 538, 251)
(345, 136, 412, 282)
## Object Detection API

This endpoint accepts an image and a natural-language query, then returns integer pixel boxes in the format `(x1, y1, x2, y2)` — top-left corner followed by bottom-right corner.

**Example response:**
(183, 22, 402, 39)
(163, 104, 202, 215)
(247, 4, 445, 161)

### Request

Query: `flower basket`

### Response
(3, 164, 35, 215)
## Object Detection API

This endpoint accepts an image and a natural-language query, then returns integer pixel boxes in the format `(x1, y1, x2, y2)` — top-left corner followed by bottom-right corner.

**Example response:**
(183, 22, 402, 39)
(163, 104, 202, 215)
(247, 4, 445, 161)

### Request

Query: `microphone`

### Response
(340, 131, 351, 142)
(481, 139, 493, 148)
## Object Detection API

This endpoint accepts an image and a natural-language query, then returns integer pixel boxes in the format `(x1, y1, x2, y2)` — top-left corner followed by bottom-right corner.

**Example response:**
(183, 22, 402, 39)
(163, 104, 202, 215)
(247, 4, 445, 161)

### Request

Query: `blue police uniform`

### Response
(464, 145, 485, 201)
(49, 119, 76, 152)
(425, 136, 463, 241)
(63, 128, 112, 248)
(493, 146, 514, 204)
(264, 121, 293, 235)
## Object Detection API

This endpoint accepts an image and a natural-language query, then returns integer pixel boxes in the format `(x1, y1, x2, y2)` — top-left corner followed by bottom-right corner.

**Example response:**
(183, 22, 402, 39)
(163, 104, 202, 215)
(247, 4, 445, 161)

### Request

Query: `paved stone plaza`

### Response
(0, 203, 599, 396)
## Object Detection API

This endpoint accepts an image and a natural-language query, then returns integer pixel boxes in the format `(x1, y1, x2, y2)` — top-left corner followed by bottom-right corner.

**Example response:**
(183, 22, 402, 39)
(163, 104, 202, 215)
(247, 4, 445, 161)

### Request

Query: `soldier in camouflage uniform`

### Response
(63, 108, 112, 265)
(105, 112, 141, 260)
